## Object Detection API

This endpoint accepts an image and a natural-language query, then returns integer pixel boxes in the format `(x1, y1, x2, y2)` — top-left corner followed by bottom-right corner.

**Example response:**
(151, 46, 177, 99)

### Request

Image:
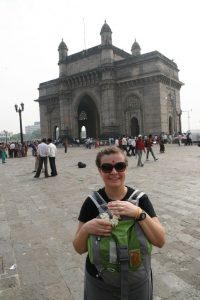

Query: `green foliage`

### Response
(25, 129, 41, 140)
(2, 129, 41, 142)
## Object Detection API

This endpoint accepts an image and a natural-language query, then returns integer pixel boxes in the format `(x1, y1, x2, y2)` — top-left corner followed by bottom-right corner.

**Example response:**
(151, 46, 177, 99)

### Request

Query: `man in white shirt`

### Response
(122, 135, 128, 153)
(10, 142, 15, 158)
(34, 138, 49, 178)
(47, 138, 57, 177)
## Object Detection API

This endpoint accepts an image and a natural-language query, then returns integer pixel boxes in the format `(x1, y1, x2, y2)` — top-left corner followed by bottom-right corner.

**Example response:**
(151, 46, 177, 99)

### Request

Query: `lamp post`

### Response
(176, 109, 182, 134)
(165, 92, 176, 135)
(182, 109, 192, 131)
(15, 103, 24, 145)
(3, 130, 8, 145)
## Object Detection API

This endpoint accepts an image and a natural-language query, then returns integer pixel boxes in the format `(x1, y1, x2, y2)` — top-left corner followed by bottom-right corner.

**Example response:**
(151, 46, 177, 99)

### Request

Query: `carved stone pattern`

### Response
(118, 75, 182, 90)
(101, 83, 115, 90)
(64, 71, 101, 89)
(125, 96, 140, 110)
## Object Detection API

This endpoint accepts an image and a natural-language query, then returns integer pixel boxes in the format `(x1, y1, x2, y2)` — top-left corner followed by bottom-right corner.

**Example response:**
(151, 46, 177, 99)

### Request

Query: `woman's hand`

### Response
(84, 218, 112, 236)
(108, 200, 137, 218)
(73, 218, 112, 254)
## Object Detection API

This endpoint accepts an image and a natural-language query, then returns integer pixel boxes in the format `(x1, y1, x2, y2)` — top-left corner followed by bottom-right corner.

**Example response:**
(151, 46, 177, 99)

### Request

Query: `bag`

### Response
(77, 161, 86, 168)
(87, 190, 152, 299)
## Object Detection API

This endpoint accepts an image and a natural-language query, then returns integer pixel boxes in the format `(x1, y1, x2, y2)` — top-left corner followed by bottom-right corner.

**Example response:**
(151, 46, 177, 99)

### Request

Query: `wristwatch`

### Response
(137, 211, 146, 221)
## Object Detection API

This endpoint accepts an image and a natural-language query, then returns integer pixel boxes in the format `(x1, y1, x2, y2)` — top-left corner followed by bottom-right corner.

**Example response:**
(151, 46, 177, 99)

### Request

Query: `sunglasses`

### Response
(100, 162, 127, 173)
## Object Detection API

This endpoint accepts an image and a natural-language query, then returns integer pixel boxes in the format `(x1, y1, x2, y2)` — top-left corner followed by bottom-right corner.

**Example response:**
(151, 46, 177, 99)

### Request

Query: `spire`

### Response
(131, 39, 141, 56)
(100, 20, 112, 46)
(58, 38, 68, 62)
(100, 20, 112, 34)
(58, 38, 68, 51)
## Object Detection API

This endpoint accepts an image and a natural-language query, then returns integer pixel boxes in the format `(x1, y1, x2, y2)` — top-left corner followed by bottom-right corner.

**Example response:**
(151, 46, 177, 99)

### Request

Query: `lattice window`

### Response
(79, 111, 88, 121)
(126, 95, 140, 110)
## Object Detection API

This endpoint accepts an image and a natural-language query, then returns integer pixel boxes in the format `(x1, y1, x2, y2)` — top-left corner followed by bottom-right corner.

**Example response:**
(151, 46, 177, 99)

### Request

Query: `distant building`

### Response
(25, 122, 40, 135)
(35, 21, 183, 140)
(0, 131, 13, 141)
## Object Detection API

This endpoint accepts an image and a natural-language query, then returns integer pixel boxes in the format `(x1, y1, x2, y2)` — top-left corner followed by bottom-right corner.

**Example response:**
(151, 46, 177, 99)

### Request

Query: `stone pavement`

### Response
(0, 144, 200, 300)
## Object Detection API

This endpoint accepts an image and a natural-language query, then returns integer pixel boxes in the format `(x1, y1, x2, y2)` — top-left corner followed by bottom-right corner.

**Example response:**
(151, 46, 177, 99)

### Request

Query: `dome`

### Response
(58, 39, 68, 51)
(100, 20, 112, 34)
(131, 39, 141, 51)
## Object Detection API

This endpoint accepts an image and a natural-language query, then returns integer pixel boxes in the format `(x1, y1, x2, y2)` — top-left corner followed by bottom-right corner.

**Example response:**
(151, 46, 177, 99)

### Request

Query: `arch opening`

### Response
(169, 116, 173, 135)
(77, 95, 99, 139)
(131, 117, 139, 137)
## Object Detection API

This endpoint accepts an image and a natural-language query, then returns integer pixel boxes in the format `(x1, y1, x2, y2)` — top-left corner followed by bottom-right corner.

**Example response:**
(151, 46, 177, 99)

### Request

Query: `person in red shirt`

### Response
(136, 135, 146, 167)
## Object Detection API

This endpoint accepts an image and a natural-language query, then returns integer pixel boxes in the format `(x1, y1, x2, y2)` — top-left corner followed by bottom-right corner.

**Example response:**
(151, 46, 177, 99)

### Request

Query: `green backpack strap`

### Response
(88, 191, 113, 274)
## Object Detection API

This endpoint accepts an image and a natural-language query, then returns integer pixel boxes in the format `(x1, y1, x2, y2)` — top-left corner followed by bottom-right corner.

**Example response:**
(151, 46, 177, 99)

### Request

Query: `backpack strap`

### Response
(128, 189, 152, 275)
(89, 191, 112, 216)
(118, 189, 145, 300)
(119, 190, 145, 300)
(117, 245, 129, 300)
(128, 189, 145, 206)
(88, 191, 112, 271)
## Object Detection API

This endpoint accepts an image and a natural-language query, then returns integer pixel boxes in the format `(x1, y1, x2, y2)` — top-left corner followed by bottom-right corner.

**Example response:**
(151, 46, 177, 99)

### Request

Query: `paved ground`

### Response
(0, 143, 200, 300)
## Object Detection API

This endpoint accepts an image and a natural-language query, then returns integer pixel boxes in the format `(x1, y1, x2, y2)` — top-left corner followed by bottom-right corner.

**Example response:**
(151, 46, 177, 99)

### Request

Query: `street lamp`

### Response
(15, 103, 24, 144)
(176, 109, 182, 134)
(182, 109, 192, 131)
(3, 130, 8, 144)
(165, 92, 177, 134)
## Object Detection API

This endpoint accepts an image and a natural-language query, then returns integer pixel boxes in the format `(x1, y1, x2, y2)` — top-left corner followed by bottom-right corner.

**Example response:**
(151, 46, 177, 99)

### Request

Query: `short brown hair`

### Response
(95, 146, 128, 168)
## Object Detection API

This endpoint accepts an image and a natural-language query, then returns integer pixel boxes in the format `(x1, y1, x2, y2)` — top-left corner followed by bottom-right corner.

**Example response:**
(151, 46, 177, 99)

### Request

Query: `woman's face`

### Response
(98, 153, 127, 189)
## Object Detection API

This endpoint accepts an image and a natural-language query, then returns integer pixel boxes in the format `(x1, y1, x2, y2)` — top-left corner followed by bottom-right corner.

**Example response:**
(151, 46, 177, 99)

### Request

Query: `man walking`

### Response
(135, 135, 146, 167)
(34, 138, 49, 178)
(146, 134, 158, 161)
(47, 138, 57, 177)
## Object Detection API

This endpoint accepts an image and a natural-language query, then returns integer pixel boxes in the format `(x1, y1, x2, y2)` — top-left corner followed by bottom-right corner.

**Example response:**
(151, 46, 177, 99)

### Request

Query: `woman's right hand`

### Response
(84, 218, 112, 236)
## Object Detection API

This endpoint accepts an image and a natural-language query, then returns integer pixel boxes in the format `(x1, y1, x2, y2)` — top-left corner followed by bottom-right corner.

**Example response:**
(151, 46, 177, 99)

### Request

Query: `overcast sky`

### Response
(0, 0, 199, 134)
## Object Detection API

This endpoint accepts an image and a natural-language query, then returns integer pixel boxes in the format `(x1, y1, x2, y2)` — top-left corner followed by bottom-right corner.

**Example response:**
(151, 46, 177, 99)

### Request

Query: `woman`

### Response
(73, 146, 165, 300)
(1, 143, 7, 163)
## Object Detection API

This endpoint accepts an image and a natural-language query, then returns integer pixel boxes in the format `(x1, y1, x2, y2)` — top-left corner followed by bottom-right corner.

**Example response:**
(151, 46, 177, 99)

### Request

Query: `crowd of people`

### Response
(1, 131, 194, 169)
(0, 138, 58, 178)
(104, 134, 161, 168)
(0, 141, 29, 160)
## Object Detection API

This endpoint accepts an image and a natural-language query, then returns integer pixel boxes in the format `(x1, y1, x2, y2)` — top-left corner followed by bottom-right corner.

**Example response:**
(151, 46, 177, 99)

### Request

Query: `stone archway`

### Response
(131, 117, 139, 137)
(77, 95, 99, 138)
(124, 94, 142, 136)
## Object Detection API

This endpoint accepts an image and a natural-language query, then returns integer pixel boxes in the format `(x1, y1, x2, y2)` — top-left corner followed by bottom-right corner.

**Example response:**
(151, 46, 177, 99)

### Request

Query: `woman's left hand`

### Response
(108, 200, 137, 218)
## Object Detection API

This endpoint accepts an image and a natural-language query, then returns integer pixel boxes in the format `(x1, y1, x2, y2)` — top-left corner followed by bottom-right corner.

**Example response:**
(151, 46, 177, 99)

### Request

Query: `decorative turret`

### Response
(100, 20, 112, 46)
(131, 39, 141, 56)
(58, 39, 68, 62)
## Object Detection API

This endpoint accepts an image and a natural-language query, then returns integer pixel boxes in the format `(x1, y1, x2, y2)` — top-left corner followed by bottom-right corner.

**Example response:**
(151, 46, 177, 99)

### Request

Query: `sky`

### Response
(0, 0, 200, 134)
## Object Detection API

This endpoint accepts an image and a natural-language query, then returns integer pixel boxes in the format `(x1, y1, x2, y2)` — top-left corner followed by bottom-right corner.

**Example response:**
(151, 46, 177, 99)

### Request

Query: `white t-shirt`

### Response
(48, 143, 57, 157)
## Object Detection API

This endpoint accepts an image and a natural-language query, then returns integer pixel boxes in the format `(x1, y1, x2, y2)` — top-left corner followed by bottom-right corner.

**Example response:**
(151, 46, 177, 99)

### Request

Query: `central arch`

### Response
(77, 95, 99, 138)
(131, 117, 139, 137)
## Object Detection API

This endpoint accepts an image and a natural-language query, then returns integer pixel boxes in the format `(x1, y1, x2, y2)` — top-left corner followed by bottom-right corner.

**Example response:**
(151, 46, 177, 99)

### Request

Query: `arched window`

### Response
(81, 126, 86, 138)
(79, 111, 87, 121)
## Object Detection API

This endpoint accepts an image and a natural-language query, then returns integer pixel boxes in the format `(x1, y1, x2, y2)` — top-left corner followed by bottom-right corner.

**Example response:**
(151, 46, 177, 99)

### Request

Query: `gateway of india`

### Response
(35, 21, 183, 141)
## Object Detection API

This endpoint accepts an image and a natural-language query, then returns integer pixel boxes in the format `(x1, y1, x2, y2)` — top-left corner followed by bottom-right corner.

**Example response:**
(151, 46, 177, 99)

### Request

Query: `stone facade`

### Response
(35, 21, 183, 140)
